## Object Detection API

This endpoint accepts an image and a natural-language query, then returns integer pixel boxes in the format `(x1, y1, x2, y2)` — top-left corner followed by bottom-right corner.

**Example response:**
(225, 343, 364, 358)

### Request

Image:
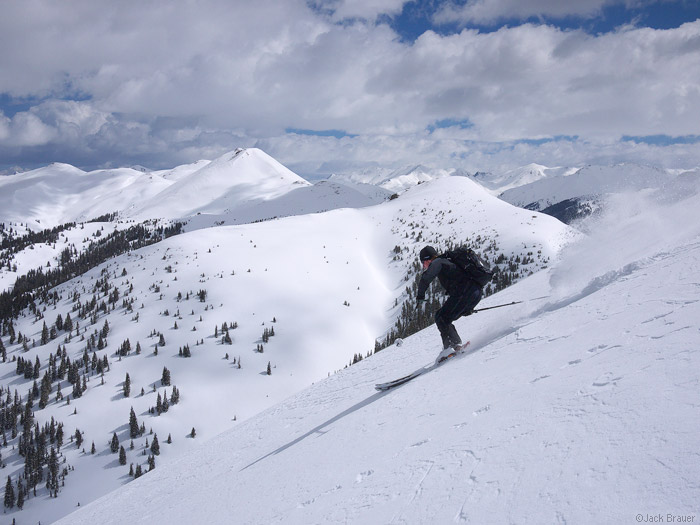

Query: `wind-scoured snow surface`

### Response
(56, 188, 700, 523)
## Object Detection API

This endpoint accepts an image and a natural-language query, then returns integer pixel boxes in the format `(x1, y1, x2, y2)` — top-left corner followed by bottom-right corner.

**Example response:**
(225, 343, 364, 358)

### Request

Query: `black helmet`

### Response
(419, 245, 437, 261)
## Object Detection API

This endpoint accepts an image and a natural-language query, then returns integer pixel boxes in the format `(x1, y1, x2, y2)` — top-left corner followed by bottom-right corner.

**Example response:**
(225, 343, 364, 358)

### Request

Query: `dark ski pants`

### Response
(435, 282, 482, 349)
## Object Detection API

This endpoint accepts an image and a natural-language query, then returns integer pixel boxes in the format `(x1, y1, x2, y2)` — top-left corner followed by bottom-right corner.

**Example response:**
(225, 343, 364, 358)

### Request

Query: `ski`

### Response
(375, 342, 470, 391)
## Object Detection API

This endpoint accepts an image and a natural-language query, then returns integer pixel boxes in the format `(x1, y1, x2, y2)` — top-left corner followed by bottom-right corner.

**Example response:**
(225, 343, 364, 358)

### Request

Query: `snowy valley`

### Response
(0, 149, 698, 524)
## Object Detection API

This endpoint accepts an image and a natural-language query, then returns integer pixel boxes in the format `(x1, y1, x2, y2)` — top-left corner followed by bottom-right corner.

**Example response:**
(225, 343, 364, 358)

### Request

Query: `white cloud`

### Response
(257, 130, 700, 179)
(0, 113, 9, 141)
(433, 0, 636, 25)
(0, 1, 698, 173)
(5, 111, 57, 147)
(315, 0, 409, 21)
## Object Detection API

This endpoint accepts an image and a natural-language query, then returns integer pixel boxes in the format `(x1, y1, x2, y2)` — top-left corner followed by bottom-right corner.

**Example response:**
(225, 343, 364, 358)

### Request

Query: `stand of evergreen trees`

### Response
(0, 221, 76, 255)
(0, 220, 185, 321)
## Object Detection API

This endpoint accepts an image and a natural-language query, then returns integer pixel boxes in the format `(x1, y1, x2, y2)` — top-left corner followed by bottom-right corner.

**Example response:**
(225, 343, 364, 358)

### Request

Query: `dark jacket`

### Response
(416, 257, 472, 299)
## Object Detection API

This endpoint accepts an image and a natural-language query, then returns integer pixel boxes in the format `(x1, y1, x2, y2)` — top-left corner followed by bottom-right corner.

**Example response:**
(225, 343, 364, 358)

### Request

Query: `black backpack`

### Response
(443, 247, 494, 287)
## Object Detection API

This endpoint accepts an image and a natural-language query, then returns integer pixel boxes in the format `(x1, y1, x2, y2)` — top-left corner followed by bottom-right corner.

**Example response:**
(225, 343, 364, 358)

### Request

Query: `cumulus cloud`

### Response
(0, 1, 698, 174)
(4, 111, 57, 147)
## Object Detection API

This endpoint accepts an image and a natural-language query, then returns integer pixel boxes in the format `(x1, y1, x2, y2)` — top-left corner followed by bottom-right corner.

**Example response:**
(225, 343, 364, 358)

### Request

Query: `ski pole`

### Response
(472, 301, 522, 313)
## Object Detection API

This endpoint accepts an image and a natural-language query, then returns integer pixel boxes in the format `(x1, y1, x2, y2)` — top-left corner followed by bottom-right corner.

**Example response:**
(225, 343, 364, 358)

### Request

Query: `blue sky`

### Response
(386, 0, 700, 41)
(1, 0, 699, 177)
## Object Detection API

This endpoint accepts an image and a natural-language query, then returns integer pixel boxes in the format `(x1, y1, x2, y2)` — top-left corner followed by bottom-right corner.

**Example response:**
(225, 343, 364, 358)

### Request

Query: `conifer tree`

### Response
(123, 373, 131, 397)
(15, 479, 24, 510)
(119, 446, 127, 465)
(47, 447, 59, 494)
(110, 432, 119, 453)
(150, 434, 160, 455)
(267, 361, 272, 375)
(39, 372, 51, 409)
(64, 312, 73, 333)
(161, 367, 171, 386)
(162, 393, 169, 413)
(129, 407, 139, 439)
(169, 385, 179, 405)
(41, 321, 49, 345)
(4, 475, 14, 509)
(56, 423, 64, 448)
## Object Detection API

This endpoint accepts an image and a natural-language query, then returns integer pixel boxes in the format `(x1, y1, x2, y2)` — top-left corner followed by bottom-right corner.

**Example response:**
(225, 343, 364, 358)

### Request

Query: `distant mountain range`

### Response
(4, 148, 696, 229)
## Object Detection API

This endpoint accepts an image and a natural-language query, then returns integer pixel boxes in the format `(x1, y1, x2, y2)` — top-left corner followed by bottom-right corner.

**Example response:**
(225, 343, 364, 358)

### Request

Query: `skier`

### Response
(416, 245, 484, 362)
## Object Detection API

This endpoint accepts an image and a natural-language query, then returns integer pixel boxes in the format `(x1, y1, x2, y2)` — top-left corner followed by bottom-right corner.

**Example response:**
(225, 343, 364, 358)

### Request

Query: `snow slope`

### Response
(56, 178, 700, 525)
(0, 149, 387, 232)
(471, 163, 579, 194)
(183, 179, 392, 230)
(0, 163, 170, 227)
(0, 149, 392, 293)
(499, 163, 672, 209)
(330, 164, 462, 194)
(1, 175, 571, 524)
(131, 148, 311, 219)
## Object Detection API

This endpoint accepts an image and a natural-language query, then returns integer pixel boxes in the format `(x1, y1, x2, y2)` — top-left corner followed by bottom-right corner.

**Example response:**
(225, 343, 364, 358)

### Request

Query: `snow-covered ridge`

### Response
(131, 148, 311, 219)
(1, 173, 572, 524)
(471, 163, 579, 194)
(0, 148, 381, 229)
(55, 176, 700, 525)
(498, 163, 673, 209)
(330, 164, 464, 194)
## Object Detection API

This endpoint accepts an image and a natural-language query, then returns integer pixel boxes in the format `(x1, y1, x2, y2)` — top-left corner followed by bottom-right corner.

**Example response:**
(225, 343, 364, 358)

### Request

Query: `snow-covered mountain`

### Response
(0, 162, 169, 228)
(330, 164, 465, 194)
(0, 167, 571, 523)
(0, 149, 388, 230)
(498, 163, 672, 210)
(470, 163, 579, 193)
(130, 148, 311, 219)
(55, 174, 700, 525)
